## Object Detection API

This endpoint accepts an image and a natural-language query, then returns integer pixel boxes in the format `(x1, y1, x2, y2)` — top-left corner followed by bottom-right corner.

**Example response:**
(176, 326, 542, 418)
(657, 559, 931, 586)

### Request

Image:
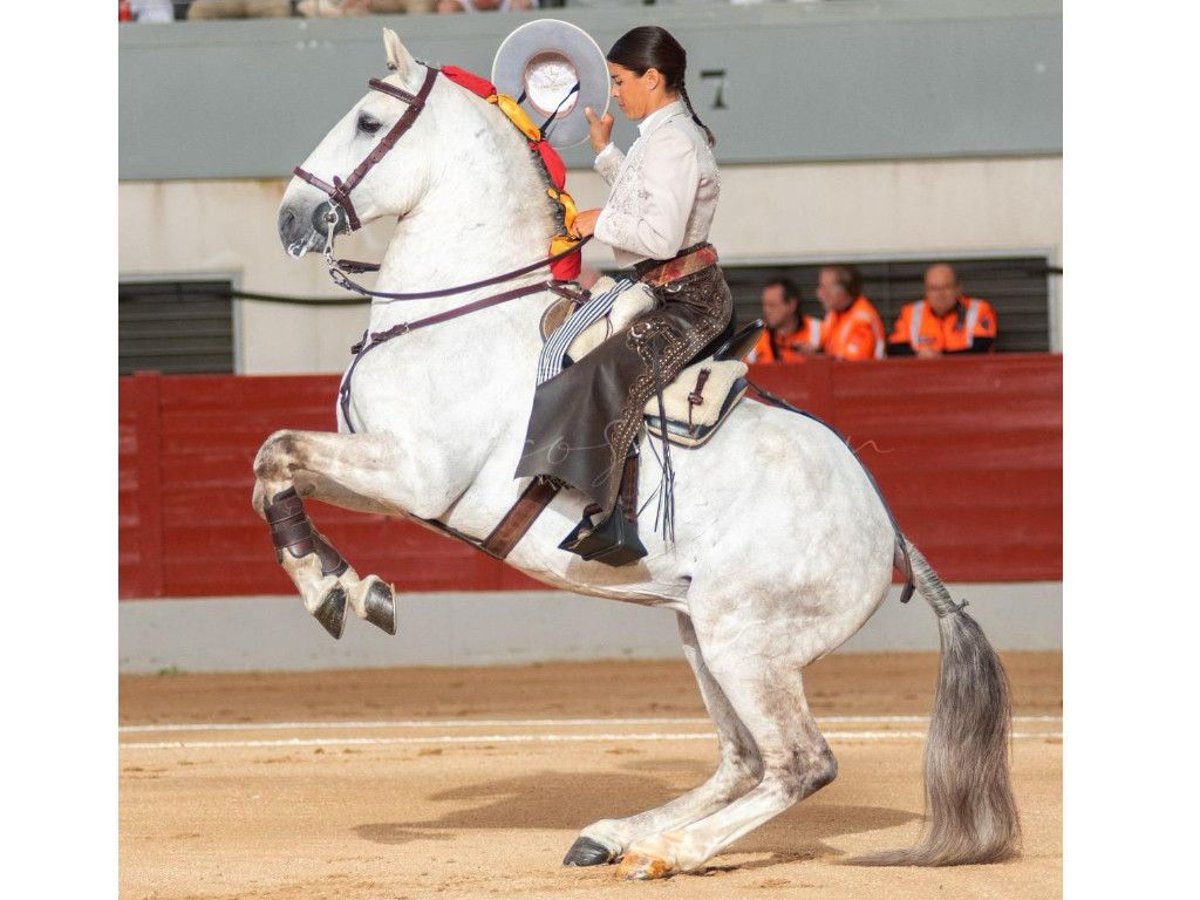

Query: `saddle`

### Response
(541, 278, 764, 447)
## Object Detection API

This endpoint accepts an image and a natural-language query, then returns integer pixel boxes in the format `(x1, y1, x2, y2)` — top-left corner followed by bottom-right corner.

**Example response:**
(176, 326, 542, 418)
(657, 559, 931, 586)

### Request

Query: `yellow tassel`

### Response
(489, 94, 543, 142)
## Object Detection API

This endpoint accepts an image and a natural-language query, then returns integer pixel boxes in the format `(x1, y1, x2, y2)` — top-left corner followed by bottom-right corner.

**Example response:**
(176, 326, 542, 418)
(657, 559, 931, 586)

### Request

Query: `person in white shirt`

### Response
(516, 26, 734, 566)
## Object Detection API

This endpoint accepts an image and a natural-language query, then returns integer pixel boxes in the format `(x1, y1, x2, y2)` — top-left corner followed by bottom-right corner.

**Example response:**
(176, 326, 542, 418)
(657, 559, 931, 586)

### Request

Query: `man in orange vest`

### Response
(746, 278, 822, 363)
(815, 264, 886, 360)
(888, 263, 997, 357)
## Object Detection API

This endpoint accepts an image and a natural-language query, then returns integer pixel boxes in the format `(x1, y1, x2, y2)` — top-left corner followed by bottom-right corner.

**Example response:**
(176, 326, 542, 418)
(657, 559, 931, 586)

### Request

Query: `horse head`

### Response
(277, 29, 559, 274)
(277, 31, 440, 257)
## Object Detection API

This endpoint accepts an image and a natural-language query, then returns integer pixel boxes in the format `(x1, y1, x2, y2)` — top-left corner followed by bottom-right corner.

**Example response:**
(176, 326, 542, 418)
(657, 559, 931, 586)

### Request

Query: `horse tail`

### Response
(850, 538, 1021, 867)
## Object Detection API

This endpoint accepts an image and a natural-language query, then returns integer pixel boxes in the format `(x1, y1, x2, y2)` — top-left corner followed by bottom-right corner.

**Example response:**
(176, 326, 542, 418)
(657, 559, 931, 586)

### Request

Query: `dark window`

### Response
(119, 280, 235, 375)
(719, 256, 1054, 353)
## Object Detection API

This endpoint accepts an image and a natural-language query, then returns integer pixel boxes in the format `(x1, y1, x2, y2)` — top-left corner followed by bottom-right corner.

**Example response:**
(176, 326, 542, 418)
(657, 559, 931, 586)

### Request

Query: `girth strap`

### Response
(480, 478, 563, 559)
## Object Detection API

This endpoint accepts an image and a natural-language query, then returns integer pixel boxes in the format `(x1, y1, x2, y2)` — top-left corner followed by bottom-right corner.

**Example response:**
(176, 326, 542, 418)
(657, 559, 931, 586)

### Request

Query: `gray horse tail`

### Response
(851, 537, 1021, 866)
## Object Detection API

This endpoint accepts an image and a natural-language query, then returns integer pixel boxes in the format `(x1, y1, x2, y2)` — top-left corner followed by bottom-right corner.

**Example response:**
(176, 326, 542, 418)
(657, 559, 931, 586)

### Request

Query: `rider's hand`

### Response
(584, 106, 614, 154)
(571, 208, 601, 239)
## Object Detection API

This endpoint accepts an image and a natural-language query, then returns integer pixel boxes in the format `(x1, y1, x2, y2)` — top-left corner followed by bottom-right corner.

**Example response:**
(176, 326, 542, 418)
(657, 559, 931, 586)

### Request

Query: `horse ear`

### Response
(383, 28, 414, 76)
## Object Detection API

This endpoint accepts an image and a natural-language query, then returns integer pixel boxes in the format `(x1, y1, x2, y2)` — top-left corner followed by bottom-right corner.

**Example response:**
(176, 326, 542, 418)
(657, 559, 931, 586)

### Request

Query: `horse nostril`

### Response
(279, 206, 297, 236)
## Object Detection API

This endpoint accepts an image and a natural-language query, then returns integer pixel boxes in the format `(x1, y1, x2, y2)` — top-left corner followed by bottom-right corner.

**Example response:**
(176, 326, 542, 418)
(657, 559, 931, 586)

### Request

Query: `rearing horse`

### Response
(257, 29, 1019, 879)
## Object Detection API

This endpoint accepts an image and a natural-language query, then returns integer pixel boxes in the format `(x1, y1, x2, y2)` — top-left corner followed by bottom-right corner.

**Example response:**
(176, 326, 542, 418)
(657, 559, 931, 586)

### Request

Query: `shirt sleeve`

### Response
(839, 320, 881, 361)
(888, 305, 912, 346)
(972, 300, 998, 338)
(593, 143, 624, 185)
(594, 126, 700, 261)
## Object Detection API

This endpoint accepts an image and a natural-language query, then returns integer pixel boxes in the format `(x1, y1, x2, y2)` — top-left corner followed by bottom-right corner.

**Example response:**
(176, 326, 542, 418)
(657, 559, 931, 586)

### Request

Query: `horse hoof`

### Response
(363, 579, 396, 635)
(616, 853, 673, 880)
(313, 586, 347, 639)
(563, 836, 616, 866)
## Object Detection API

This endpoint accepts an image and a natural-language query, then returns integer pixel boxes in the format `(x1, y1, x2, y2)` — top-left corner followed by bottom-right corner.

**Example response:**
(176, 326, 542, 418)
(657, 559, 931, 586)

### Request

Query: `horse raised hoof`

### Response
(312, 585, 348, 639)
(361, 578, 397, 635)
(562, 836, 617, 867)
(616, 852, 674, 880)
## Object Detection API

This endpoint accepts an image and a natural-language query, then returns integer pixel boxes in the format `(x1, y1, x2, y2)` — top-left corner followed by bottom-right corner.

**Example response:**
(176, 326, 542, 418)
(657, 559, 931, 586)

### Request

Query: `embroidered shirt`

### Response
(592, 100, 720, 269)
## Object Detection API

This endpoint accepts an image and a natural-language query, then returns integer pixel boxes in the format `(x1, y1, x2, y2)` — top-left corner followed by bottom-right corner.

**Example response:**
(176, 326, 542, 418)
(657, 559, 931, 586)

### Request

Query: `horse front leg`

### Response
(252, 429, 438, 639)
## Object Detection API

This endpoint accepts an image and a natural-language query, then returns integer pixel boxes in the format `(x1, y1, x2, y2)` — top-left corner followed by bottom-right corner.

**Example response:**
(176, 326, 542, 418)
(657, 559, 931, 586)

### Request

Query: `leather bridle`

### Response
(292, 66, 440, 234)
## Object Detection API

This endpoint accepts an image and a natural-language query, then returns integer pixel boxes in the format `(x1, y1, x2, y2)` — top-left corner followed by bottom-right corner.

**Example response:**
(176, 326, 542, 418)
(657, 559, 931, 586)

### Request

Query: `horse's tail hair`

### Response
(849, 538, 1021, 867)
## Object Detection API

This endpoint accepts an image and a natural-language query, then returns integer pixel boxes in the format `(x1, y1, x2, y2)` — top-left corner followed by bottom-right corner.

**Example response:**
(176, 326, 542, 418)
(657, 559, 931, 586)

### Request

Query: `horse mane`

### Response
(440, 65, 581, 279)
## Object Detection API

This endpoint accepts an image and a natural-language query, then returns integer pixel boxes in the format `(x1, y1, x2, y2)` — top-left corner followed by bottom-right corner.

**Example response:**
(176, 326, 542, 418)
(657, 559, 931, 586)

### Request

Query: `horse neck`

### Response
(369, 94, 560, 353)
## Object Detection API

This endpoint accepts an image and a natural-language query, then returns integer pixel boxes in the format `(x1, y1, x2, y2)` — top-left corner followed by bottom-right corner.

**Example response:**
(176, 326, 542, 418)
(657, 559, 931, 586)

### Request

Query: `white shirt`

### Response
(592, 101, 720, 269)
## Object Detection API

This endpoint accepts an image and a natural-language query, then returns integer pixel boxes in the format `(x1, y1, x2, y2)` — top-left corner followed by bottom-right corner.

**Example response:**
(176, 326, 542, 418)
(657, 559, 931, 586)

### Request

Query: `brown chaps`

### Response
(515, 263, 734, 520)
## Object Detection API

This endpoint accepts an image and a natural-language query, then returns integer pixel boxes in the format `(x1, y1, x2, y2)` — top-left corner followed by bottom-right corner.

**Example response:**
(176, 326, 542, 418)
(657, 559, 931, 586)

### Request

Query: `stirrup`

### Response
(559, 454, 648, 567)
(560, 508, 648, 566)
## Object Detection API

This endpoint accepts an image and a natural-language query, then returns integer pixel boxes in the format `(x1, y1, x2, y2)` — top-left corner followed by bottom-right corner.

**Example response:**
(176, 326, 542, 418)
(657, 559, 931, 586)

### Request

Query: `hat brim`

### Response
(492, 19, 610, 149)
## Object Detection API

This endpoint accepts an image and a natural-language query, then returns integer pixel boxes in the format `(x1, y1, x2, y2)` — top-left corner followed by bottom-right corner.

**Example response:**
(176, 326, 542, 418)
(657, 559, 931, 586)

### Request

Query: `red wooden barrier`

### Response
(118, 354, 1061, 599)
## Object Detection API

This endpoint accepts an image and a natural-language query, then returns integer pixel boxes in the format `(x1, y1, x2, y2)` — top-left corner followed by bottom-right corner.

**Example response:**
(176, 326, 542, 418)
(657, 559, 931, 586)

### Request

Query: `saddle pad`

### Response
(646, 375, 749, 448)
(643, 358, 748, 428)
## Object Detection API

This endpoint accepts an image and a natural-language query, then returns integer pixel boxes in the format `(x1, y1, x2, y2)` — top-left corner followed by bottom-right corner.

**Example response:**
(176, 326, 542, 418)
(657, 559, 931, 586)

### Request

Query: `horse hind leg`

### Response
(616, 615, 838, 879)
(564, 611, 764, 867)
(253, 431, 398, 638)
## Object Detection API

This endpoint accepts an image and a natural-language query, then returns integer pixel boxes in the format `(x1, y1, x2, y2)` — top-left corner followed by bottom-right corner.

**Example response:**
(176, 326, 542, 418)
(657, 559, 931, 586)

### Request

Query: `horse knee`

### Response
(254, 430, 305, 484)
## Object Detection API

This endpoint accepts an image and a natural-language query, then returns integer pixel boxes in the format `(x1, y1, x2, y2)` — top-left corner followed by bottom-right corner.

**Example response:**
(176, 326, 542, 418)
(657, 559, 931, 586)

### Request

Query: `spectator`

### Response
(437, 0, 531, 10)
(186, 0, 290, 17)
(746, 277, 821, 363)
(437, 0, 535, 12)
(298, 0, 437, 14)
(127, 0, 175, 21)
(815, 264, 885, 361)
(888, 263, 998, 357)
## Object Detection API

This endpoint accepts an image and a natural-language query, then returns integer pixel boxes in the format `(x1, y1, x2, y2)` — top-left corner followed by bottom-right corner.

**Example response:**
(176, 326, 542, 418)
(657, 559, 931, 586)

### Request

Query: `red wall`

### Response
(118, 354, 1061, 600)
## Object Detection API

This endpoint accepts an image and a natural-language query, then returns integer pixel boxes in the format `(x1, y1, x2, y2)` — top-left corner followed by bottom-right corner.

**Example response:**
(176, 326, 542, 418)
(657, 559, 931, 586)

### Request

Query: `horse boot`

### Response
(558, 452, 648, 566)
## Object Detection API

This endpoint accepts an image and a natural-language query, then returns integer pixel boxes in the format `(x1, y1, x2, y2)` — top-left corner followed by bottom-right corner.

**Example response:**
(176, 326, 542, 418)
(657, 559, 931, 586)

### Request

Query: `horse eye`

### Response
(357, 114, 382, 135)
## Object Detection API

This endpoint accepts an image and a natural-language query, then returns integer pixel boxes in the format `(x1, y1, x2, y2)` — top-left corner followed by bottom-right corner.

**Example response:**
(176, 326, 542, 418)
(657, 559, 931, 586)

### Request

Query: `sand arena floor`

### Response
(120, 652, 1061, 899)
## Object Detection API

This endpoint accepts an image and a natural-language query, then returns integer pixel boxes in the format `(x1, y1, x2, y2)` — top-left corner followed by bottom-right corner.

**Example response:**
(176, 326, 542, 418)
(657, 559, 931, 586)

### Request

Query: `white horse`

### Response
(256, 29, 1019, 878)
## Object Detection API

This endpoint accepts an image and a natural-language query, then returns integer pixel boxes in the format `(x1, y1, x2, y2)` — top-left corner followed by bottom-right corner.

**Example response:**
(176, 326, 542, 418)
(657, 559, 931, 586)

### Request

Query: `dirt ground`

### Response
(120, 652, 1062, 899)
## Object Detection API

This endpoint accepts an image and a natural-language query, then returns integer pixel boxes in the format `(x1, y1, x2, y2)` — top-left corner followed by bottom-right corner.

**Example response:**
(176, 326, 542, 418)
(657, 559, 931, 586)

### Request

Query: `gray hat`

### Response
(491, 18, 611, 148)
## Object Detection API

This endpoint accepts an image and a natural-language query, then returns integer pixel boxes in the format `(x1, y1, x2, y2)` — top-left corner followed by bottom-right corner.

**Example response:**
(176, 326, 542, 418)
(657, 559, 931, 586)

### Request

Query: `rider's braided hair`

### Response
(607, 26, 716, 147)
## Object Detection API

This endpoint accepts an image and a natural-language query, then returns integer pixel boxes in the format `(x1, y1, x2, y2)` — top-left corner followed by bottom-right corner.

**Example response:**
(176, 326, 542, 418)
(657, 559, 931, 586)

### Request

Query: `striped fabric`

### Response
(536, 276, 635, 385)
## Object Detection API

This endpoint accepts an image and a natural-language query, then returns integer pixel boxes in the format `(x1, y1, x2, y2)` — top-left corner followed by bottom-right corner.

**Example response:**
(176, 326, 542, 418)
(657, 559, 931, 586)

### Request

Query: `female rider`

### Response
(516, 25, 735, 565)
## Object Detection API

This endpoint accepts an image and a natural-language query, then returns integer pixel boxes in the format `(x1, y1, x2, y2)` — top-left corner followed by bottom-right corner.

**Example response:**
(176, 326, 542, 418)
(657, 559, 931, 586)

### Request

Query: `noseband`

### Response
(293, 66, 440, 233)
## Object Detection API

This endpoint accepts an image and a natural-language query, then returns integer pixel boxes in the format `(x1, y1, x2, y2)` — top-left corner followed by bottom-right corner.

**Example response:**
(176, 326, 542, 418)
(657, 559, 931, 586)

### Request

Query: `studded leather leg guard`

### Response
(265, 487, 350, 578)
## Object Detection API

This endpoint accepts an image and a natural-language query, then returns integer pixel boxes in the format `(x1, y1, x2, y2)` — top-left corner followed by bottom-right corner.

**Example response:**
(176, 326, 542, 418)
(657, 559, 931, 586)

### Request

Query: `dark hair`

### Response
(823, 264, 863, 298)
(607, 26, 715, 147)
(763, 277, 800, 306)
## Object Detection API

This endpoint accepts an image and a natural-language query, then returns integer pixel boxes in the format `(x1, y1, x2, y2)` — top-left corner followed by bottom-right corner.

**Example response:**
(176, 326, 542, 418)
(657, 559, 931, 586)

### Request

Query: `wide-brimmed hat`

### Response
(491, 18, 610, 149)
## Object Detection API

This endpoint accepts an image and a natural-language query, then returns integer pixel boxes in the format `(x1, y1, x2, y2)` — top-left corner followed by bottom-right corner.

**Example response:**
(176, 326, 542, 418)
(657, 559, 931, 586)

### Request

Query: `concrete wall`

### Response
(118, 582, 1063, 673)
(119, 155, 1062, 373)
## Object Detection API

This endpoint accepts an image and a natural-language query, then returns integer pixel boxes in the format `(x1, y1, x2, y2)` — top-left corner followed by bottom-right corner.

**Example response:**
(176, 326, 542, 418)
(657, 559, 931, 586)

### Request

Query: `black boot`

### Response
(559, 453, 648, 566)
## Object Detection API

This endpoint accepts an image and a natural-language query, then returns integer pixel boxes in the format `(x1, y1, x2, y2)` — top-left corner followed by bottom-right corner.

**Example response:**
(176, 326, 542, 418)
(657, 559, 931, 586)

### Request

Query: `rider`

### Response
(515, 25, 735, 566)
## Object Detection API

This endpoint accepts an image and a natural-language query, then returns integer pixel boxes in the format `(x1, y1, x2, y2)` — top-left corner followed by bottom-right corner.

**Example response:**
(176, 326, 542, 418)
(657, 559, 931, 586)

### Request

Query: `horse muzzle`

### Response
(277, 199, 348, 258)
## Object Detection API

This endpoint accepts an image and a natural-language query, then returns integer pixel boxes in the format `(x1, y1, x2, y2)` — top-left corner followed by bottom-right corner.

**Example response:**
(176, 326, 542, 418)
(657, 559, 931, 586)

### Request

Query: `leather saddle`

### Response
(541, 278, 764, 448)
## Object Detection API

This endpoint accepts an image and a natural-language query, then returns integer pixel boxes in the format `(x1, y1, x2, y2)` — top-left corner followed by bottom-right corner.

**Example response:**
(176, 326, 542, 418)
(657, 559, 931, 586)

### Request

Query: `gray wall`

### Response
(119, 583, 1062, 673)
(120, 0, 1061, 180)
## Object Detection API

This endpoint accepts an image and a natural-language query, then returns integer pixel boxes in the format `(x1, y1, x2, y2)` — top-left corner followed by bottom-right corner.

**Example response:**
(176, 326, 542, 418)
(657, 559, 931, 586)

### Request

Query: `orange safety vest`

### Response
(888, 297, 997, 354)
(747, 317, 822, 363)
(820, 296, 886, 361)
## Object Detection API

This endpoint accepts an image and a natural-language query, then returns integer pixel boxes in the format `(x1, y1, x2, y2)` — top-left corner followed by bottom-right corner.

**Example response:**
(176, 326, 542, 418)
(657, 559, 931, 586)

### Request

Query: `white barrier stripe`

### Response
(120, 730, 1061, 751)
(119, 714, 1060, 734)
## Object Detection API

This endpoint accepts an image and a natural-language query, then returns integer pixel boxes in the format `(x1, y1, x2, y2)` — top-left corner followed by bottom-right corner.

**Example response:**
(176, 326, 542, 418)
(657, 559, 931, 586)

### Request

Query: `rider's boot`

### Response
(559, 451, 648, 566)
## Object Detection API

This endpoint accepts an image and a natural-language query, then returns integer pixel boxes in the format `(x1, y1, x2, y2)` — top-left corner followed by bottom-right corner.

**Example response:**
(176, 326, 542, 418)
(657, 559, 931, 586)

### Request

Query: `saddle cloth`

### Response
(540, 277, 750, 448)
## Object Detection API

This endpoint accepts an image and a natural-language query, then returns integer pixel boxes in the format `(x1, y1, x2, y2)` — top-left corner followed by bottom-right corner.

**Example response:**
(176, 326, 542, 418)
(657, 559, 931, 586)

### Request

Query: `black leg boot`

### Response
(558, 452, 648, 566)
